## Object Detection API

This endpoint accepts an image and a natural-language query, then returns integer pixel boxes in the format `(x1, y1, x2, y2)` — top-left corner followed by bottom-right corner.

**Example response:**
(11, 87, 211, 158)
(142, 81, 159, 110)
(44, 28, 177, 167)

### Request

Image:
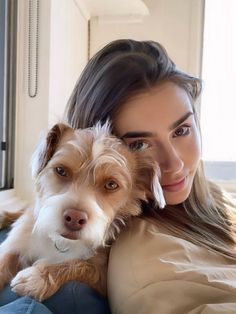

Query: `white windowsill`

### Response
(0, 189, 15, 203)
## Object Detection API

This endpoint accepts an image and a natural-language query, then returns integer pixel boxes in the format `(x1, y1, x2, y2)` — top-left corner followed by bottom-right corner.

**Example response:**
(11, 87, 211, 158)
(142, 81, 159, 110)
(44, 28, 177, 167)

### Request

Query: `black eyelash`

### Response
(128, 140, 150, 151)
(174, 125, 191, 137)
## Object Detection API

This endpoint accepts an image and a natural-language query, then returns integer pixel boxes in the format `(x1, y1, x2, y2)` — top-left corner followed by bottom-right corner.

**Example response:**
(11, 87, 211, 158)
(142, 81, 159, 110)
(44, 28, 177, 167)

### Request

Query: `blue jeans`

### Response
(0, 228, 111, 313)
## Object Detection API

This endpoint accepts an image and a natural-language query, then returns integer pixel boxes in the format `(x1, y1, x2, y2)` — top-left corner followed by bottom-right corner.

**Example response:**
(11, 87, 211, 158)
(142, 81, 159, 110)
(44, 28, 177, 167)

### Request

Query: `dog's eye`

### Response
(104, 180, 119, 191)
(55, 167, 68, 177)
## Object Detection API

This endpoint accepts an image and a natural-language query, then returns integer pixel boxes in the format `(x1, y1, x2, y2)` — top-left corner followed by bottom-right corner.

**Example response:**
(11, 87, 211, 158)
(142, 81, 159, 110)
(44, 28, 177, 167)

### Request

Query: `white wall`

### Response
(90, 0, 204, 76)
(15, 0, 88, 203)
(49, 0, 88, 125)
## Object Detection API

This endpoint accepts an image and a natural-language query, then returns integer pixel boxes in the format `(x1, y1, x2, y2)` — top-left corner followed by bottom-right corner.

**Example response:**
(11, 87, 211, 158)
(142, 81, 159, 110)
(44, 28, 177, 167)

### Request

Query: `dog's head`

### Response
(31, 122, 165, 260)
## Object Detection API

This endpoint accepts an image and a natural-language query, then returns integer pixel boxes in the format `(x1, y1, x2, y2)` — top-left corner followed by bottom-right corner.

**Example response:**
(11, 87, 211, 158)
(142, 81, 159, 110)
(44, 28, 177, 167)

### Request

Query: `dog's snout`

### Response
(63, 209, 88, 231)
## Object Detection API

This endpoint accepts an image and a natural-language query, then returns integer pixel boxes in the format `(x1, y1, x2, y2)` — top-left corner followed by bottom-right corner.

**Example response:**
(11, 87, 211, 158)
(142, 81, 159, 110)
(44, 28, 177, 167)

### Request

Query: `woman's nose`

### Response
(156, 143, 184, 174)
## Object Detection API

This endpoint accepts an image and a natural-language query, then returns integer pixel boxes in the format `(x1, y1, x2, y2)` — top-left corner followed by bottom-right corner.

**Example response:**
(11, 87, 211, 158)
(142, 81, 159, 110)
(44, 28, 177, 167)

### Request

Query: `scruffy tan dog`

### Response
(0, 122, 165, 301)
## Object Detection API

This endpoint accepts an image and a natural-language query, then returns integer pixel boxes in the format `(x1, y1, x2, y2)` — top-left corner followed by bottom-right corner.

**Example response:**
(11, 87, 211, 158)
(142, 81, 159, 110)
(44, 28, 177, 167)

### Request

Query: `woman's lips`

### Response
(162, 177, 186, 192)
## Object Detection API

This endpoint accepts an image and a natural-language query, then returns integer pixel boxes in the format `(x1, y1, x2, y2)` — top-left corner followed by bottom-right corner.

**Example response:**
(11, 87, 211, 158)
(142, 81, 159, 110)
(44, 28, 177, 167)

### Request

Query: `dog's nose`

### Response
(63, 209, 88, 231)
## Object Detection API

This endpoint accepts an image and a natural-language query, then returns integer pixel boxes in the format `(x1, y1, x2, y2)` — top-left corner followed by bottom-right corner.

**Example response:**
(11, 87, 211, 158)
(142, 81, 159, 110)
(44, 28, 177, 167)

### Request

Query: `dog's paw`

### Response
(11, 265, 55, 301)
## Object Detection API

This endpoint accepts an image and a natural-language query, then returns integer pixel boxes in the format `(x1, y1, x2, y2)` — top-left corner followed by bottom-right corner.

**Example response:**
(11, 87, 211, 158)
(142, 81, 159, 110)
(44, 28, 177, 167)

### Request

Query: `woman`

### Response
(1, 39, 236, 313)
(65, 39, 236, 313)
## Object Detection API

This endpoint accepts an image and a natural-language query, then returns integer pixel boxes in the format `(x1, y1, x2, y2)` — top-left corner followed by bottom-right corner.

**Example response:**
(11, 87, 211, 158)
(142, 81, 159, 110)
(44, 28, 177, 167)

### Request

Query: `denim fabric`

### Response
(0, 285, 22, 306)
(0, 296, 52, 314)
(44, 281, 111, 314)
(0, 228, 111, 313)
(0, 227, 9, 242)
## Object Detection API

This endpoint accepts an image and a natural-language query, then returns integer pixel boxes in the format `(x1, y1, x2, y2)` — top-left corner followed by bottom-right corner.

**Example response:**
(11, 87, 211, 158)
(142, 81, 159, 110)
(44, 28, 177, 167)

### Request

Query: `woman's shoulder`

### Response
(109, 216, 205, 260)
(107, 217, 236, 314)
(109, 216, 235, 263)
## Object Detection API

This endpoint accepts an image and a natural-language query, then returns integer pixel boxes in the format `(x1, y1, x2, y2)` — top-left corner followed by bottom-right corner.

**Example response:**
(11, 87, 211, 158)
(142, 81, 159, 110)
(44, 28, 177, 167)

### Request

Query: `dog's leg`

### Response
(0, 208, 26, 229)
(11, 250, 108, 301)
(0, 252, 21, 290)
(0, 209, 34, 290)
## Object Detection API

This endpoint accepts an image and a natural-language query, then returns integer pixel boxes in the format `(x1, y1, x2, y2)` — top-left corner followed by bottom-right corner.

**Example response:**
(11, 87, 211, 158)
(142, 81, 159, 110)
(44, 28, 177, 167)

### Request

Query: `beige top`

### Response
(107, 218, 236, 314)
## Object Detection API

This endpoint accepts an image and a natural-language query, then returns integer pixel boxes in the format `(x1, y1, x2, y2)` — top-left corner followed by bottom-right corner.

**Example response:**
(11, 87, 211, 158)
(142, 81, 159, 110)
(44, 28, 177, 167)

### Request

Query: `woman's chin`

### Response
(164, 188, 191, 205)
(163, 175, 193, 205)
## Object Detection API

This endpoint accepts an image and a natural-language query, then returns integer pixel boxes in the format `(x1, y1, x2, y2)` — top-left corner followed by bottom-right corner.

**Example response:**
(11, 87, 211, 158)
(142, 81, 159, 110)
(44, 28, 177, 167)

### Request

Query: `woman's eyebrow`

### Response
(169, 111, 193, 130)
(121, 131, 154, 139)
(120, 111, 194, 139)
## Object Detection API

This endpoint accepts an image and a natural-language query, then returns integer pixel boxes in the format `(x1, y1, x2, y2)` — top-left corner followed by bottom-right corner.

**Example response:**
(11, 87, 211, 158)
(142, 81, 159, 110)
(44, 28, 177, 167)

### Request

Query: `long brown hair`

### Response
(65, 39, 236, 258)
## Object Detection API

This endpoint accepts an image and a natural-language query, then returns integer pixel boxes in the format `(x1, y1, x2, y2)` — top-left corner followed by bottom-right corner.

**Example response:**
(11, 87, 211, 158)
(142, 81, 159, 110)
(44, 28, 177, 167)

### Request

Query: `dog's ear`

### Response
(135, 152, 166, 209)
(31, 123, 70, 177)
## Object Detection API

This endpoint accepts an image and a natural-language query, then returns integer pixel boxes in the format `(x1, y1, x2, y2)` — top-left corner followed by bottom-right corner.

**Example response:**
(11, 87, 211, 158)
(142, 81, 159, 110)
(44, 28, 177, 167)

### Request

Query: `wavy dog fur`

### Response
(0, 122, 165, 300)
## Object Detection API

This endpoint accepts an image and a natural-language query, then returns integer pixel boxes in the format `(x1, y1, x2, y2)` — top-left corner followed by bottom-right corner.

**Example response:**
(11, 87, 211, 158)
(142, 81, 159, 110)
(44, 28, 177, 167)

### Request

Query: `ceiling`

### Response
(75, 0, 149, 19)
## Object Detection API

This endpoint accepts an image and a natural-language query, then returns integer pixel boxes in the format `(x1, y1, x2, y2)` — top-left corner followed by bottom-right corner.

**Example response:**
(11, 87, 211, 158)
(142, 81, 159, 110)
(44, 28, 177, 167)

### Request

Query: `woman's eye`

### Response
(104, 180, 119, 191)
(173, 126, 190, 137)
(129, 140, 150, 151)
(55, 167, 68, 177)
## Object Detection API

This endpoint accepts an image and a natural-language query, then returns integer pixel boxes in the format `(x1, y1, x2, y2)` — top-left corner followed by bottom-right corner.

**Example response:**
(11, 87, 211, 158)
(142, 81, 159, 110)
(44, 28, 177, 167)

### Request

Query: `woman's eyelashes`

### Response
(173, 124, 191, 138)
(128, 140, 151, 151)
(126, 124, 192, 151)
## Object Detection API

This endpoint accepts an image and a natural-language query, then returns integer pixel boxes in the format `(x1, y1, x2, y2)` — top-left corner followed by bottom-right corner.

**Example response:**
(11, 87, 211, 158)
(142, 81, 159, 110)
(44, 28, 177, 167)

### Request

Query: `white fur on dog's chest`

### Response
(28, 231, 95, 263)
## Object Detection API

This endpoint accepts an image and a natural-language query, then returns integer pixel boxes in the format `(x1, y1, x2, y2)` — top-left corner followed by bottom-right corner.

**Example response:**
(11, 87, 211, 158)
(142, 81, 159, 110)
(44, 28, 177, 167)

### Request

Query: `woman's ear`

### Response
(31, 123, 71, 178)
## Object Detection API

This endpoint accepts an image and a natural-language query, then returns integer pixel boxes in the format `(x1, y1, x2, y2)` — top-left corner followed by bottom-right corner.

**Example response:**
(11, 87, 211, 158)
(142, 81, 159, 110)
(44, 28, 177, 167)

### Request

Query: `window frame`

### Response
(0, 0, 17, 191)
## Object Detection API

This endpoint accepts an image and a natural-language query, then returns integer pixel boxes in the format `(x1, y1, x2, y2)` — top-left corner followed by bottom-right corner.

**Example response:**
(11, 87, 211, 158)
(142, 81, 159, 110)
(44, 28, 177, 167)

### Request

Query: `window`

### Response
(0, 0, 17, 190)
(201, 0, 236, 185)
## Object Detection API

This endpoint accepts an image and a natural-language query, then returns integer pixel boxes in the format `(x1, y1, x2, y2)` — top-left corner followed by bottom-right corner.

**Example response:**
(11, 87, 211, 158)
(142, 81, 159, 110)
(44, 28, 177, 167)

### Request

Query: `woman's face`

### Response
(113, 82, 201, 205)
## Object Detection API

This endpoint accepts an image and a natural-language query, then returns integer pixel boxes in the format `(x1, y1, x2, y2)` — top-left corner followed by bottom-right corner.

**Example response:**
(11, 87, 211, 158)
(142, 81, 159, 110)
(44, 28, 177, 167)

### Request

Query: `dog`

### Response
(0, 122, 165, 301)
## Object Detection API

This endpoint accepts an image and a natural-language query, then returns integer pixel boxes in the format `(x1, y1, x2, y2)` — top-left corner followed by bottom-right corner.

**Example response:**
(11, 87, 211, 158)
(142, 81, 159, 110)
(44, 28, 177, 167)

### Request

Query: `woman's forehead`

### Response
(113, 82, 193, 135)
